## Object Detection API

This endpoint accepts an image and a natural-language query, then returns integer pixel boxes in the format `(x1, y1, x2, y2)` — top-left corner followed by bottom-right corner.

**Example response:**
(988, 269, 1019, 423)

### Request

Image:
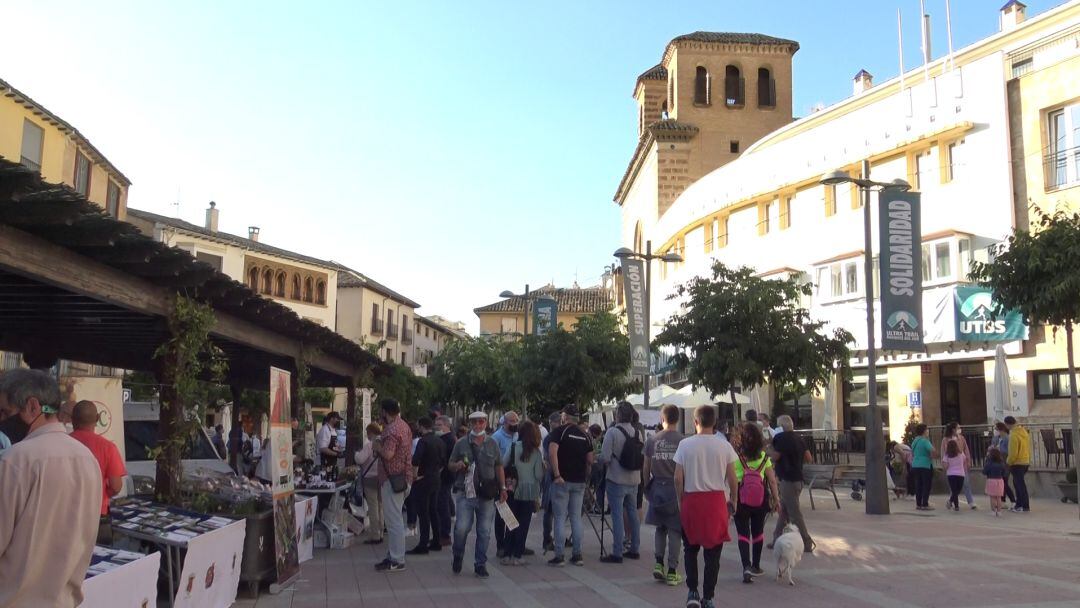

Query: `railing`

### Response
(401, 328, 413, 345)
(928, 423, 1075, 472)
(370, 318, 384, 335)
(791, 429, 886, 466)
(386, 321, 399, 340)
(1044, 147, 1078, 191)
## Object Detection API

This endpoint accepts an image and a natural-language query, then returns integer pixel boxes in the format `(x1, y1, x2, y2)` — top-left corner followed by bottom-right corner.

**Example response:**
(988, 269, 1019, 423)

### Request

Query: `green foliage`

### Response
(901, 411, 921, 446)
(430, 336, 520, 412)
(654, 261, 852, 402)
(301, 387, 335, 408)
(123, 370, 160, 402)
(374, 364, 434, 422)
(970, 206, 1080, 329)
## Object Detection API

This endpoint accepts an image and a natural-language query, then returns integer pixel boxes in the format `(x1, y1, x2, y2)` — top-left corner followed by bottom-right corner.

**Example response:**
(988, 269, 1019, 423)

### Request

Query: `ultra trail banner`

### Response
(878, 191, 924, 351)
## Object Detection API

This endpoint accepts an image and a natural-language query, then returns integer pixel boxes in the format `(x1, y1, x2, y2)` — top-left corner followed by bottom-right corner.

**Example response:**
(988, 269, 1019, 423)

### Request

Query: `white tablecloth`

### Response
(173, 519, 247, 608)
(82, 550, 161, 608)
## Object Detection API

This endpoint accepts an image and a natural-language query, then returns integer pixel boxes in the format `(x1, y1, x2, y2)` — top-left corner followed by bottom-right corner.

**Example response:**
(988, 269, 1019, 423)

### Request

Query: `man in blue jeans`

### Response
(599, 402, 642, 563)
(547, 405, 594, 567)
(447, 411, 507, 578)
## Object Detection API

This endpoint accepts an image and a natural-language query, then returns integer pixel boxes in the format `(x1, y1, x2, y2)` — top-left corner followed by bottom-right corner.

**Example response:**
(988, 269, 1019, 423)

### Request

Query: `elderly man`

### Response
(0, 369, 102, 608)
(448, 411, 507, 578)
(768, 415, 814, 552)
(434, 415, 456, 547)
(70, 400, 126, 545)
(490, 411, 519, 558)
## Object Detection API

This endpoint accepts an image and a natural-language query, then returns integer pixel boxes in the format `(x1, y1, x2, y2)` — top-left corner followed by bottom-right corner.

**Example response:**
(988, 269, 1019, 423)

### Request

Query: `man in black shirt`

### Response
(408, 417, 447, 554)
(435, 415, 456, 547)
(547, 405, 593, 567)
(768, 415, 814, 551)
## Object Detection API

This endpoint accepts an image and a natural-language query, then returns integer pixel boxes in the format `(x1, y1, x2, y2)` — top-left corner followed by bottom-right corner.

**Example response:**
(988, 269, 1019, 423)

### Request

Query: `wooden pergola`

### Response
(0, 158, 385, 455)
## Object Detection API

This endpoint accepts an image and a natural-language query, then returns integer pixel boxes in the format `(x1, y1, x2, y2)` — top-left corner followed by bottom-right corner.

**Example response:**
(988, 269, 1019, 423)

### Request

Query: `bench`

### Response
(803, 464, 848, 510)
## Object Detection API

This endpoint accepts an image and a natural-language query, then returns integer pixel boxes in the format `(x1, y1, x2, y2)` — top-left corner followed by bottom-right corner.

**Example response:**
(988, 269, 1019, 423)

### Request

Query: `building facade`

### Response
(335, 270, 421, 366)
(127, 205, 339, 328)
(617, 2, 1080, 436)
(412, 315, 469, 377)
(474, 285, 614, 337)
(1, 77, 130, 219)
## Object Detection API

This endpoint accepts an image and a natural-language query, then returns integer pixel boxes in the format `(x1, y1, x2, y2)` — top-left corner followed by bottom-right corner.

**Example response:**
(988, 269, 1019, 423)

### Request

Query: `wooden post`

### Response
(346, 379, 359, 457)
(229, 384, 244, 474)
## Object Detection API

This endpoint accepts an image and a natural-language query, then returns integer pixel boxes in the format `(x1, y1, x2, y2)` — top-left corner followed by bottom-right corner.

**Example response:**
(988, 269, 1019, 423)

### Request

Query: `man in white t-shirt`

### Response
(673, 406, 738, 608)
(316, 412, 343, 467)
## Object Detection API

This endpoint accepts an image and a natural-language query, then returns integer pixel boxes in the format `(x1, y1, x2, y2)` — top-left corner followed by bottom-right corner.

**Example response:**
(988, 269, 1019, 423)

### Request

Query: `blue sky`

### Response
(3, 0, 1063, 333)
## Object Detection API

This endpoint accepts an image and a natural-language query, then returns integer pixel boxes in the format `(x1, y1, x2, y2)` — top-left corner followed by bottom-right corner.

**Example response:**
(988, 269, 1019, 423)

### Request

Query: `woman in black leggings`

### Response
(732, 423, 779, 584)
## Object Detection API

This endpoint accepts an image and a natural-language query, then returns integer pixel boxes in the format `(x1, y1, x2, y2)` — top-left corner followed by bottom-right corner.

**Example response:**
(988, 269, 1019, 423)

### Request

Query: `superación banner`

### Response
(879, 191, 924, 351)
(621, 258, 649, 374)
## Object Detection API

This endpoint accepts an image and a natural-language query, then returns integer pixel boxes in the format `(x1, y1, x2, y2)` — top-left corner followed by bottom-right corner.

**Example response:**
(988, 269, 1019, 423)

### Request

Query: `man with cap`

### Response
(490, 411, 519, 558)
(447, 411, 507, 578)
(0, 369, 102, 608)
(547, 404, 594, 567)
(316, 411, 343, 468)
(70, 400, 126, 545)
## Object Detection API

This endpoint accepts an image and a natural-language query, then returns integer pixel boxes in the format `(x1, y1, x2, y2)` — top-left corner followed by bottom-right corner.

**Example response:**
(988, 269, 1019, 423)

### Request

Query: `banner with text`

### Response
(269, 367, 300, 585)
(533, 296, 558, 336)
(954, 286, 1028, 342)
(622, 258, 649, 374)
(878, 191, 924, 351)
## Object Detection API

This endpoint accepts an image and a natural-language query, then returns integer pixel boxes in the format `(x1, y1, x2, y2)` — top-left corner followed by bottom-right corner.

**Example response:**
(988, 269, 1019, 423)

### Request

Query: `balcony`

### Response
(370, 318, 384, 335)
(1045, 147, 1079, 191)
(386, 321, 399, 340)
(402, 327, 414, 345)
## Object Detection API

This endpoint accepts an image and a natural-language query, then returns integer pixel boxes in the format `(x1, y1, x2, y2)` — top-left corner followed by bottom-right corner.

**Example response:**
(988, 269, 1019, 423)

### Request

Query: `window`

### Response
(261, 268, 273, 295)
(275, 272, 287, 297)
(74, 151, 91, 196)
(724, 65, 744, 107)
(20, 119, 44, 171)
(819, 259, 861, 300)
(195, 252, 223, 271)
(760, 202, 772, 235)
(386, 348, 393, 362)
(106, 181, 121, 217)
(694, 66, 710, 105)
(1034, 370, 1074, 399)
(844, 261, 858, 294)
(1046, 105, 1080, 190)
(947, 140, 965, 181)
(913, 151, 928, 190)
(661, 100, 669, 120)
(372, 303, 379, 320)
(959, 238, 972, 280)
(401, 352, 407, 365)
(500, 317, 518, 333)
(921, 240, 954, 283)
(757, 67, 775, 108)
(843, 375, 890, 430)
(729, 140, 739, 154)
(303, 277, 313, 302)
(824, 184, 837, 217)
(1012, 57, 1033, 78)
(292, 274, 302, 300)
(247, 267, 259, 290)
(829, 264, 842, 297)
(316, 280, 326, 305)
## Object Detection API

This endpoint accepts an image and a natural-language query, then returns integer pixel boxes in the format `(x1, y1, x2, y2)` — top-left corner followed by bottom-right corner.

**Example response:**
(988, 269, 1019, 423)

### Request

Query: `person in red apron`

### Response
(673, 406, 739, 608)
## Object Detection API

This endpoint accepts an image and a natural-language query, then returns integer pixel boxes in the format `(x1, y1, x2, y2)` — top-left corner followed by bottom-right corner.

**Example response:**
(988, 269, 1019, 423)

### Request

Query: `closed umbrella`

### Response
(822, 373, 838, 431)
(993, 345, 1012, 422)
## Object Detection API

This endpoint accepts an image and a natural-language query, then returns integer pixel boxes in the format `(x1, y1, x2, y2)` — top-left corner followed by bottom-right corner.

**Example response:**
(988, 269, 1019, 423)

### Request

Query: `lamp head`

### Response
(820, 170, 852, 186)
(499, 290, 515, 298)
(661, 252, 683, 263)
(886, 178, 912, 192)
(613, 247, 635, 259)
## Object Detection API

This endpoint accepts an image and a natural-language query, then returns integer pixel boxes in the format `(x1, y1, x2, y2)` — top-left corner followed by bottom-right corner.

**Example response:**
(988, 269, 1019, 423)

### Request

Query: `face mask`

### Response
(470, 429, 486, 437)
(507, 424, 519, 434)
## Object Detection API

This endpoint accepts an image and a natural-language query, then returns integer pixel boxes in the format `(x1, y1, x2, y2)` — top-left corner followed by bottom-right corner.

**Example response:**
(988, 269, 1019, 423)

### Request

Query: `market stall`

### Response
(81, 546, 160, 608)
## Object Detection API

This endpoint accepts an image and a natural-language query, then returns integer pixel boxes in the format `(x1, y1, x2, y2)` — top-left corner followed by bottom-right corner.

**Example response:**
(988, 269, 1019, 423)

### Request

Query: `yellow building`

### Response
(0, 77, 130, 218)
(336, 270, 422, 366)
(474, 285, 613, 338)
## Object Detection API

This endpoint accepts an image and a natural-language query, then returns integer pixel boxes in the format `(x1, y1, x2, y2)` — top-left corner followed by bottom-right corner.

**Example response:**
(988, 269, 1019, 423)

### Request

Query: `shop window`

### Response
(694, 66, 710, 105)
(20, 119, 44, 171)
(74, 151, 91, 196)
(724, 65, 744, 107)
(757, 67, 775, 108)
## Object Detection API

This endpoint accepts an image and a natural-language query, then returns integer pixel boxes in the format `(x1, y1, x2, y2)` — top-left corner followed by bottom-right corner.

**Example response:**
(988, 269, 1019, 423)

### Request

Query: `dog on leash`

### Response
(773, 523, 805, 586)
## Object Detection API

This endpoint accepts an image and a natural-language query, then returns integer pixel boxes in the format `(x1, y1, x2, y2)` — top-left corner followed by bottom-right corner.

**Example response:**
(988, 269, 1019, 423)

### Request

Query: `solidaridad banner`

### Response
(879, 191, 924, 351)
(533, 295, 558, 336)
(621, 257, 649, 374)
(954, 286, 1027, 342)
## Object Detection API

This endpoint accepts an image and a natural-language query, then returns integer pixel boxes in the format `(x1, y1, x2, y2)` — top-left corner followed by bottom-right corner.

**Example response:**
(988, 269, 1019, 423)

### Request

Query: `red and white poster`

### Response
(269, 367, 300, 584)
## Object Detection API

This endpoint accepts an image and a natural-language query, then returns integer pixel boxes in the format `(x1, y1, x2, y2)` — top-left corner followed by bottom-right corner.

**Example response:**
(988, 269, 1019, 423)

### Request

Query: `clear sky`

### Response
(2, 0, 1064, 334)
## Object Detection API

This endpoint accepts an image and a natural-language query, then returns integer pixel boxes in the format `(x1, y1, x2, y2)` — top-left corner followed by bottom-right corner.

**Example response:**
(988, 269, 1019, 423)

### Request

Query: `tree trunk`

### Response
(1067, 323, 1080, 520)
(345, 380, 359, 458)
(229, 384, 243, 474)
(154, 355, 182, 504)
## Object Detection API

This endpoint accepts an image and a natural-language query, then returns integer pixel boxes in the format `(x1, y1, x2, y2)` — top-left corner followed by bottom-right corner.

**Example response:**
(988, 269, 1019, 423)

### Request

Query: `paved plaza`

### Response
(237, 493, 1080, 608)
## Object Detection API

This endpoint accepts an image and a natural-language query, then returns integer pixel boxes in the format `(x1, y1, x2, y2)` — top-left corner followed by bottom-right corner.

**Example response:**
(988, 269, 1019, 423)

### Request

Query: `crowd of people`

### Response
(350, 399, 819, 608)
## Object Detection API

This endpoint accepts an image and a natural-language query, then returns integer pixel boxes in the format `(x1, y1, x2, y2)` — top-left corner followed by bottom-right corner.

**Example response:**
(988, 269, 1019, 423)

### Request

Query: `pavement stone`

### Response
(235, 492, 1080, 607)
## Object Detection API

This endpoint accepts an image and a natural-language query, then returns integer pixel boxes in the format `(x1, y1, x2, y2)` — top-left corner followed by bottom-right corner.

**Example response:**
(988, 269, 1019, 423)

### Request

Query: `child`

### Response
(942, 439, 968, 512)
(983, 447, 1008, 516)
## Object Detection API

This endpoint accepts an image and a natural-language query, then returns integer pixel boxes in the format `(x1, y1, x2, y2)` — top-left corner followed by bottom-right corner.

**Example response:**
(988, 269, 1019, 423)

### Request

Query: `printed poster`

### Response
(878, 191, 924, 351)
(269, 367, 300, 584)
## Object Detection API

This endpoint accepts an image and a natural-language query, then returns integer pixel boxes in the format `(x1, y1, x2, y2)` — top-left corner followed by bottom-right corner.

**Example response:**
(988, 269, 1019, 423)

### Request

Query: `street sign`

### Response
(908, 391, 922, 409)
(879, 191, 924, 351)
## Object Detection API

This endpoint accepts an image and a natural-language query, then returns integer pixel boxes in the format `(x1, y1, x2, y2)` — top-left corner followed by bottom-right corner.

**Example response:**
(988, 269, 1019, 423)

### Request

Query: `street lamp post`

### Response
(821, 160, 910, 516)
(613, 240, 683, 410)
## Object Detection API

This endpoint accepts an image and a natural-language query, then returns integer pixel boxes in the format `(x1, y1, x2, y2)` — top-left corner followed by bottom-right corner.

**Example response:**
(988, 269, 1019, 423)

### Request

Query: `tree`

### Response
(971, 206, 1080, 518)
(430, 336, 519, 415)
(655, 261, 853, 415)
(374, 364, 434, 422)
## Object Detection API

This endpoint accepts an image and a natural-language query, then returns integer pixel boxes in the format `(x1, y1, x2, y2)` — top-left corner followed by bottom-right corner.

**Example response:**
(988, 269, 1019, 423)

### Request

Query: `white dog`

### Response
(773, 523, 805, 586)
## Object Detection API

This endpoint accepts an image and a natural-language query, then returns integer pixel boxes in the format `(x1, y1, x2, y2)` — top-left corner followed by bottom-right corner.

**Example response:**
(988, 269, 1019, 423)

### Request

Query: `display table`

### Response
(296, 481, 355, 549)
(82, 546, 160, 608)
(110, 498, 247, 608)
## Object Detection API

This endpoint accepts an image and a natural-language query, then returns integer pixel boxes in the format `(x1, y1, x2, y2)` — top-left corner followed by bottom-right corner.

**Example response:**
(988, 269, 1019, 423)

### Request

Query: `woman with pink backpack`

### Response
(732, 422, 780, 584)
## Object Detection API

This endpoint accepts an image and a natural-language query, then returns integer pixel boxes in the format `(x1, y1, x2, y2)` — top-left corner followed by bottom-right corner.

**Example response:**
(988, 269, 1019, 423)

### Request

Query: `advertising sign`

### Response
(878, 191, 924, 351)
(268, 367, 300, 585)
(621, 257, 649, 375)
(954, 286, 1027, 342)
(533, 296, 558, 336)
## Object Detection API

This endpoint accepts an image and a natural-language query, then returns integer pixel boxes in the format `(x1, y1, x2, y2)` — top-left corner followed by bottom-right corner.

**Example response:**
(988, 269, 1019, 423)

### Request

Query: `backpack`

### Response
(615, 426, 645, 471)
(738, 456, 768, 508)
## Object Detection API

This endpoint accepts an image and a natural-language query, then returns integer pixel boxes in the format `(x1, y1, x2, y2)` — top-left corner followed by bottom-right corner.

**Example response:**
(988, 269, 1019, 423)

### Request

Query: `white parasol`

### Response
(665, 384, 750, 409)
(992, 344, 1012, 422)
(822, 372, 838, 431)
